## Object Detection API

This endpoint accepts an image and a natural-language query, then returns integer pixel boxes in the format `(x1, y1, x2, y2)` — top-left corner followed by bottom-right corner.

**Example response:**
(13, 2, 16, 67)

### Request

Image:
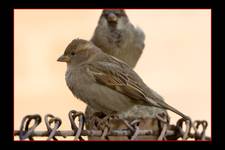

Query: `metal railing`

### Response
(14, 110, 210, 141)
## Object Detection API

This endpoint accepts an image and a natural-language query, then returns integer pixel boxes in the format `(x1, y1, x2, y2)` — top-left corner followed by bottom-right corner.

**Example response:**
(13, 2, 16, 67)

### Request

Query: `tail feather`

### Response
(146, 97, 190, 120)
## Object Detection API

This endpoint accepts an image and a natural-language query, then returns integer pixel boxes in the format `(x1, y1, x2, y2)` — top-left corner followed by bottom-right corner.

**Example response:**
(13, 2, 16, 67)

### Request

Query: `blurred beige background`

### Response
(14, 9, 211, 140)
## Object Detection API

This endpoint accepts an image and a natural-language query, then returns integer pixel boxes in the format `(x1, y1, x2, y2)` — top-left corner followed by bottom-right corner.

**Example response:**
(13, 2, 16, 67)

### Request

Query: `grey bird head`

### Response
(57, 39, 101, 66)
(99, 9, 129, 30)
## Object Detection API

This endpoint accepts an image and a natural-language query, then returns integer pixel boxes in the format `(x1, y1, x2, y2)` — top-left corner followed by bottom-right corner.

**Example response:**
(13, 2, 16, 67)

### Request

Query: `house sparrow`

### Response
(57, 39, 190, 124)
(91, 9, 145, 68)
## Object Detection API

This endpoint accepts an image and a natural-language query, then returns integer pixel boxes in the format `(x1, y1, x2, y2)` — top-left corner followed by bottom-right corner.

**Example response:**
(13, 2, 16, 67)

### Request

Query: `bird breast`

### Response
(65, 66, 135, 114)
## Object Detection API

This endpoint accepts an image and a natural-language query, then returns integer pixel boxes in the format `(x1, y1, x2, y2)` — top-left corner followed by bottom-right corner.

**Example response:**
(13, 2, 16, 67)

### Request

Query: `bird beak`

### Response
(107, 13, 118, 22)
(57, 55, 71, 63)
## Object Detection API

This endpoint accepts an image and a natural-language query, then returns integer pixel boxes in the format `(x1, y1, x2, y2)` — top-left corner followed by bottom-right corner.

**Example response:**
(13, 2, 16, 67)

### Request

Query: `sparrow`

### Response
(57, 39, 190, 122)
(91, 9, 145, 68)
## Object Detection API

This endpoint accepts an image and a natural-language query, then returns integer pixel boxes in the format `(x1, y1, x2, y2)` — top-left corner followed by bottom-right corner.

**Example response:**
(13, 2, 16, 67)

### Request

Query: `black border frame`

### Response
(0, 0, 223, 145)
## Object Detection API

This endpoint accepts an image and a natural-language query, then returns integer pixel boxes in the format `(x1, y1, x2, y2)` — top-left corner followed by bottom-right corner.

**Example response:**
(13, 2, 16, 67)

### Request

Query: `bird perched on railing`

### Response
(57, 39, 190, 140)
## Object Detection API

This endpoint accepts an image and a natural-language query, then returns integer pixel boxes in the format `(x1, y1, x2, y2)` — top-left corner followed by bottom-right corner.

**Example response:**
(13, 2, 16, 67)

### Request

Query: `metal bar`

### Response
(14, 129, 160, 137)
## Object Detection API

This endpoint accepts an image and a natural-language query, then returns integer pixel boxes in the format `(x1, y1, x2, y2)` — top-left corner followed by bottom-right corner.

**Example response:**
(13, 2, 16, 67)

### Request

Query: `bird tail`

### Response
(146, 97, 190, 121)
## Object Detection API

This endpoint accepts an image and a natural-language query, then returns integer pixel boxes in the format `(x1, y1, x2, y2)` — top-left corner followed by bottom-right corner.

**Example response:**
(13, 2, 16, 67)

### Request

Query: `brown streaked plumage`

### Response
(57, 39, 190, 121)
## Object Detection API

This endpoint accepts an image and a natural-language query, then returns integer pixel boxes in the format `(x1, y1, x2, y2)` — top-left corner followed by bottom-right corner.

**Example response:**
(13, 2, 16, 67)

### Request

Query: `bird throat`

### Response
(108, 28, 122, 47)
(108, 21, 118, 29)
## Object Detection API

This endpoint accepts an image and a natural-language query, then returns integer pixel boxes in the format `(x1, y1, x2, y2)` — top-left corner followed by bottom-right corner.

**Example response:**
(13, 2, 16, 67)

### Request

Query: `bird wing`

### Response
(87, 56, 163, 107)
(87, 55, 190, 120)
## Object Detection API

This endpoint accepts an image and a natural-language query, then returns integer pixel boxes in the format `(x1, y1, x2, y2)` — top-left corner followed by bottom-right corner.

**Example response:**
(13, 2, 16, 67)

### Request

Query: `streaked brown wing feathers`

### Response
(88, 60, 147, 102)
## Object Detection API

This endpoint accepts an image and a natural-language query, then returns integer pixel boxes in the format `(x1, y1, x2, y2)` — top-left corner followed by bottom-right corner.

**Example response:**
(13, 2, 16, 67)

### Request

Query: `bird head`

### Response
(100, 9, 129, 29)
(57, 39, 100, 65)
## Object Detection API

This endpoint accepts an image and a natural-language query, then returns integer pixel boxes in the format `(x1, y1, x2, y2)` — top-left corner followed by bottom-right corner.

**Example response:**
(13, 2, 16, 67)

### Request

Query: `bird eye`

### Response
(71, 52, 75, 56)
